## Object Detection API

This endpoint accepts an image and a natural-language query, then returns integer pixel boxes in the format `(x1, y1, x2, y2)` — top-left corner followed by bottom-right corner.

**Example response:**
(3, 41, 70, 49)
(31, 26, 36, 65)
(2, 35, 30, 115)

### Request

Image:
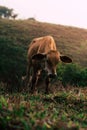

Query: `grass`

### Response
(0, 18, 87, 67)
(0, 86, 87, 130)
(0, 18, 87, 129)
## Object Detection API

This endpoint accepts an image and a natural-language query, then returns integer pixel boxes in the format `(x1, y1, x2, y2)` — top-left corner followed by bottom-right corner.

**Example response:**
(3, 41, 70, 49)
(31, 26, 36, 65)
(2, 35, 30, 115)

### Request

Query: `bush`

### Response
(79, 68, 87, 86)
(57, 63, 87, 87)
(0, 37, 27, 91)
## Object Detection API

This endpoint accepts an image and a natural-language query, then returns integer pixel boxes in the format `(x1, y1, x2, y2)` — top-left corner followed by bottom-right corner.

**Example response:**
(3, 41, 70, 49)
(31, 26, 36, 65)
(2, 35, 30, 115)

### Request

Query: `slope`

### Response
(0, 18, 87, 67)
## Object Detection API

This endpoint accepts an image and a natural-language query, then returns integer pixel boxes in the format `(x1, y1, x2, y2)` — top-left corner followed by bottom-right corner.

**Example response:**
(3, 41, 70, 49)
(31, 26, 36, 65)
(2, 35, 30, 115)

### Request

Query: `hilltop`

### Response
(0, 18, 87, 67)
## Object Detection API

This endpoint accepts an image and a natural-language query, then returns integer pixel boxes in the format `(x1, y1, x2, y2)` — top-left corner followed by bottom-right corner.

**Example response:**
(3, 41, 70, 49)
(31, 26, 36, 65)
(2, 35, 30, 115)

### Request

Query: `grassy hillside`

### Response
(0, 18, 87, 130)
(0, 18, 87, 67)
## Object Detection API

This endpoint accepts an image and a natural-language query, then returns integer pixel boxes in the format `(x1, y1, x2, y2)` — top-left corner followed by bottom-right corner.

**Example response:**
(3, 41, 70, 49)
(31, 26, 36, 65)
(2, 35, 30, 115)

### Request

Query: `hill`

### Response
(0, 19, 87, 130)
(0, 18, 87, 67)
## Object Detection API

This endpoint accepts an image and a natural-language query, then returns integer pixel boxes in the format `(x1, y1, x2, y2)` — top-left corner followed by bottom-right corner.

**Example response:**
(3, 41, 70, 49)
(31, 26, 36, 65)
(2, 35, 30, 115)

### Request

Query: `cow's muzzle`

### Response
(48, 73, 57, 78)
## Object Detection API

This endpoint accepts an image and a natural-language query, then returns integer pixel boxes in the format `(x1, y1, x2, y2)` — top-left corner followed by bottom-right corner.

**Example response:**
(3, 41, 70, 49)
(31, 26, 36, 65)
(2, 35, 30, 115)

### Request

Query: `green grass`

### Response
(0, 18, 87, 129)
(0, 87, 87, 130)
(0, 18, 87, 67)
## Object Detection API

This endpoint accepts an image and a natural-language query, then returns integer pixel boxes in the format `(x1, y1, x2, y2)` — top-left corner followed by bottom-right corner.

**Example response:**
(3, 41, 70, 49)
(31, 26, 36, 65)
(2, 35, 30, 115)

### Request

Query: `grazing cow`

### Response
(26, 35, 72, 94)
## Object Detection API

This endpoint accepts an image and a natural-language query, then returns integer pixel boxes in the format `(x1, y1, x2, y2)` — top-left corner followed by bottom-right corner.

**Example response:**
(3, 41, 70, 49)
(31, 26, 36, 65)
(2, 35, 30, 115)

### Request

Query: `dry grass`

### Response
(0, 18, 87, 67)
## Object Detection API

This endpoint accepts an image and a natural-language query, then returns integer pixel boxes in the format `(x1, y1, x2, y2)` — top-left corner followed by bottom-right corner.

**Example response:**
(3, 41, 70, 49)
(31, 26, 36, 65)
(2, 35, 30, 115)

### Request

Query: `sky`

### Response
(0, 0, 87, 29)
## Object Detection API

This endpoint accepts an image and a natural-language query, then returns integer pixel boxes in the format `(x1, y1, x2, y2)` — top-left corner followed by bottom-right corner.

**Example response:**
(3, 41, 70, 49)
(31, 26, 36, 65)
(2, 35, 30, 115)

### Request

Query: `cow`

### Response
(25, 35, 72, 94)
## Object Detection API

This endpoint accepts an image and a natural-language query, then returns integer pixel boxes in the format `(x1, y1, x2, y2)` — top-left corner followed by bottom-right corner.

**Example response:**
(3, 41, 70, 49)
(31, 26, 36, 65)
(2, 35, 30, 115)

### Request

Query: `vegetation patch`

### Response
(0, 17, 87, 130)
(0, 87, 87, 130)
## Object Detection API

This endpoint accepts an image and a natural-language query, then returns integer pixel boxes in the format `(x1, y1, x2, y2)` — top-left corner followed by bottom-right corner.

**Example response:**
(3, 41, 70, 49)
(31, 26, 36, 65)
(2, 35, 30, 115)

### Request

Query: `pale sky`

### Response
(0, 0, 87, 29)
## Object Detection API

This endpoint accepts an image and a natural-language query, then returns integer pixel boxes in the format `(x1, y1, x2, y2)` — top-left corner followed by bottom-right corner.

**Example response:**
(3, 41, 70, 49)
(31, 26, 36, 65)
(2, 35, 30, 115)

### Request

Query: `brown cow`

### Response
(26, 35, 72, 94)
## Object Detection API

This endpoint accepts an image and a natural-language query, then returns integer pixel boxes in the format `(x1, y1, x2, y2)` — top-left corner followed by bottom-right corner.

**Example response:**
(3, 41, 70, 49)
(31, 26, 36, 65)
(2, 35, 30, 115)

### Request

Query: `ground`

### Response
(0, 82, 87, 130)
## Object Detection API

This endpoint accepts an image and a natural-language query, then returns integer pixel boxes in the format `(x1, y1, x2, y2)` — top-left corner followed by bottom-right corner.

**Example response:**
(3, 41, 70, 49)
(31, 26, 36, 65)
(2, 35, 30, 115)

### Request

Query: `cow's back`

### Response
(28, 36, 57, 59)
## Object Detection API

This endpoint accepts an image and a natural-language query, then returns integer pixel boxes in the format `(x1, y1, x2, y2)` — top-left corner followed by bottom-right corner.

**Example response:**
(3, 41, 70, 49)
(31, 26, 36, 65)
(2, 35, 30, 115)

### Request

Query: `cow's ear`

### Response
(60, 55, 72, 63)
(32, 53, 46, 60)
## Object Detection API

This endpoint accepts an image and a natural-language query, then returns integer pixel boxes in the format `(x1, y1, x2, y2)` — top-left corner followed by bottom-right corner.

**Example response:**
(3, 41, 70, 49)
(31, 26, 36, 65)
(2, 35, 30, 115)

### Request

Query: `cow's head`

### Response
(31, 50, 72, 78)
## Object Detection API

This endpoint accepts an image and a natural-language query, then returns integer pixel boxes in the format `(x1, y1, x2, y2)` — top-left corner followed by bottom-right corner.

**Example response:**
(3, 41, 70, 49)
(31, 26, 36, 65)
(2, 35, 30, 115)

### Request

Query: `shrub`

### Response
(57, 63, 87, 87)
(0, 37, 27, 91)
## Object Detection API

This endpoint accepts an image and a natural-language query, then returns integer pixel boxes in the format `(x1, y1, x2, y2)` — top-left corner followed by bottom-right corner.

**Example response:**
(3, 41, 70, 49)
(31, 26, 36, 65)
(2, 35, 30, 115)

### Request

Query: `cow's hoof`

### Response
(45, 91, 49, 94)
(29, 89, 33, 94)
(30, 90, 37, 95)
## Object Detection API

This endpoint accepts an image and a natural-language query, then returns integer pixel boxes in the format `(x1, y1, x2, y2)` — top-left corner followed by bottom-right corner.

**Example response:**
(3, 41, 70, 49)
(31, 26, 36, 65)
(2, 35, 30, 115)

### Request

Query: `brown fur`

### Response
(28, 35, 57, 59)
(25, 35, 72, 94)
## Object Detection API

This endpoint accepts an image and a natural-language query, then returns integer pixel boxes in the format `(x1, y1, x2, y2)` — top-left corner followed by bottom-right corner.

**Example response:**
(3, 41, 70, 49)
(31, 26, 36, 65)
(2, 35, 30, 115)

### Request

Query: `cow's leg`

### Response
(30, 71, 40, 93)
(30, 74, 36, 93)
(45, 76, 50, 94)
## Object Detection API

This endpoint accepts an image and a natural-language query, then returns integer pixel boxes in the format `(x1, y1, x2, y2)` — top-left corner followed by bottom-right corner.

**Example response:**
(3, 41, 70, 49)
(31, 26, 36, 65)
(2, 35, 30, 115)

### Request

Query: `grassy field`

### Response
(0, 18, 87, 130)
(0, 18, 87, 67)
(0, 85, 87, 130)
